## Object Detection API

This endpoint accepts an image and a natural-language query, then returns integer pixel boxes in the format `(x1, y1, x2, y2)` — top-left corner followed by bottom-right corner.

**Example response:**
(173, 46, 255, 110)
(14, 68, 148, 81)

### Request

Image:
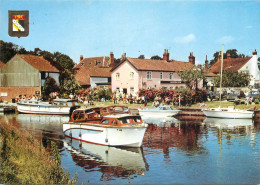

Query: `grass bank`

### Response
(0, 121, 77, 184)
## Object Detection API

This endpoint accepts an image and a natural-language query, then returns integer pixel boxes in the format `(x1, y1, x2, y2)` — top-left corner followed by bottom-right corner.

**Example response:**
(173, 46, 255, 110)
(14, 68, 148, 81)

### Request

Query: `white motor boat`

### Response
(203, 108, 254, 119)
(63, 109, 148, 147)
(17, 99, 80, 115)
(139, 105, 181, 118)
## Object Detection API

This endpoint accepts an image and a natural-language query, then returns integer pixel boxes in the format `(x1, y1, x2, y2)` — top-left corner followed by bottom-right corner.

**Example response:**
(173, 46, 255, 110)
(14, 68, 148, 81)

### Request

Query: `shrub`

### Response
(254, 98, 259, 104)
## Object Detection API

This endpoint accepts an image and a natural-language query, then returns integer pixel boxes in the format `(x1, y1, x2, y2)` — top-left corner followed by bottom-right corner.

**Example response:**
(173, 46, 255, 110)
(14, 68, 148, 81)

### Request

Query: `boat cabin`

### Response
(70, 108, 143, 126)
(101, 115, 143, 126)
(52, 99, 79, 107)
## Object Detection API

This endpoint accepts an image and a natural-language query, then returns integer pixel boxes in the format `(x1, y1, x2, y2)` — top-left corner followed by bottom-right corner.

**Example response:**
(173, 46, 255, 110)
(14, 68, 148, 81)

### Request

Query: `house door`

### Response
(123, 88, 127, 94)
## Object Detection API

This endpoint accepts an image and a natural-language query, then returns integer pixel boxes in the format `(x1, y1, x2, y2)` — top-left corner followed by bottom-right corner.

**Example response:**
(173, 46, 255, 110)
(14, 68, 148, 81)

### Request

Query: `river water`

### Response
(1, 113, 260, 184)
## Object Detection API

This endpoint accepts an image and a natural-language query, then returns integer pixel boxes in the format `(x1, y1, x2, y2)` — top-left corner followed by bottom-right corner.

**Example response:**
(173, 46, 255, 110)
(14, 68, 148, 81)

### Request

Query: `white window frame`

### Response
(160, 72, 163, 80)
(130, 72, 134, 79)
(169, 72, 173, 80)
(130, 87, 134, 94)
(147, 71, 152, 80)
(116, 73, 120, 80)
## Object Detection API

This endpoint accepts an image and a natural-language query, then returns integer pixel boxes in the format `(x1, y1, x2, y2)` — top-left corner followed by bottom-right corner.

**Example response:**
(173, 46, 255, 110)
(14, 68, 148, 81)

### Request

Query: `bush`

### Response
(254, 98, 259, 104)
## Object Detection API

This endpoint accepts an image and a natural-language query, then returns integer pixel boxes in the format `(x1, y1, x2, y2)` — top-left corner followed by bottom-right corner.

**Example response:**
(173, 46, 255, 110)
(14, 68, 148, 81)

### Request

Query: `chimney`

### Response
(205, 55, 209, 69)
(217, 52, 221, 62)
(110, 52, 115, 68)
(121, 53, 126, 61)
(253, 49, 257, 55)
(227, 53, 231, 60)
(189, 52, 195, 65)
(80, 55, 83, 61)
(163, 49, 170, 62)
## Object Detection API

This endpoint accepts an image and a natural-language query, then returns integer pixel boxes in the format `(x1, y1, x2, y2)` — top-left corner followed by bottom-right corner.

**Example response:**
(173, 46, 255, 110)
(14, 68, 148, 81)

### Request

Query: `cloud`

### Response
(217, 36, 234, 44)
(174, 34, 196, 44)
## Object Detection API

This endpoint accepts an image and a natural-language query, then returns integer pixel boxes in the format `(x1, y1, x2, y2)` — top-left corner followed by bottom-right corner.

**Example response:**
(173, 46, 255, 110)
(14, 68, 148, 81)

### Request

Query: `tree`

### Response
(42, 77, 60, 100)
(53, 52, 75, 72)
(138, 55, 145, 59)
(0, 40, 18, 63)
(212, 70, 251, 87)
(177, 66, 206, 91)
(59, 71, 81, 95)
(150, 55, 162, 60)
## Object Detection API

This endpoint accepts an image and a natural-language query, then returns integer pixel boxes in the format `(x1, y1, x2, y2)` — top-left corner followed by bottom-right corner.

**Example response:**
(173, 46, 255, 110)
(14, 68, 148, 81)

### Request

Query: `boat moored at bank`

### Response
(17, 99, 80, 115)
(63, 108, 148, 147)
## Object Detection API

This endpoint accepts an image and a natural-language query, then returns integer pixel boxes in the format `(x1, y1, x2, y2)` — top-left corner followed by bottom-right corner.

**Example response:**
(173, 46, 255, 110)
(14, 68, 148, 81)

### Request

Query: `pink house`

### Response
(111, 50, 197, 95)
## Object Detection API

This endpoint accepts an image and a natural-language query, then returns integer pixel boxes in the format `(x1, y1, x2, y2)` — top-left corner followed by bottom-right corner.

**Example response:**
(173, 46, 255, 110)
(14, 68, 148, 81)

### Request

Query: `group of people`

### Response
(15, 94, 40, 102)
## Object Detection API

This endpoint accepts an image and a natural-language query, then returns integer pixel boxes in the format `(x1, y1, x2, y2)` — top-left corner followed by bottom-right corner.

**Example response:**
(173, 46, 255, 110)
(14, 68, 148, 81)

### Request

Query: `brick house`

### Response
(73, 52, 115, 89)
(0, 54, 60, 102)
(206, 49, 260, 88)
(110, 50, 200, 95)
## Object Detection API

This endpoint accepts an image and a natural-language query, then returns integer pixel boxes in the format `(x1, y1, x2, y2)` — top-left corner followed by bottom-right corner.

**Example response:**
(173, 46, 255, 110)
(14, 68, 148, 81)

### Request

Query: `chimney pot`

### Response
(205, 55, 209, 69)
(163, 49, 170, 62)
(253, 49, 257, 55)
(80, 55, 83, 61)
(189, 52, 195, 65)
(110, 52, 115, 68)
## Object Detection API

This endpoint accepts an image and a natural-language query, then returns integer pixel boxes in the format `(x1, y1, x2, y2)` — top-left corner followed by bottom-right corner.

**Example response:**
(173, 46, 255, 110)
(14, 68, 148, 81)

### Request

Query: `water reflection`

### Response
(64, 137, 149, 180)
(142, 116, 180, 126)
(1, 113, 259, 184)
(143, 121, 208, 157)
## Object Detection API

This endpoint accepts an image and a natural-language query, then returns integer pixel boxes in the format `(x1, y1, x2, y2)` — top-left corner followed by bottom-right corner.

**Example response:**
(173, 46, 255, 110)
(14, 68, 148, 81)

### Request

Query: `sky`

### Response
(1, 0, 260, 65)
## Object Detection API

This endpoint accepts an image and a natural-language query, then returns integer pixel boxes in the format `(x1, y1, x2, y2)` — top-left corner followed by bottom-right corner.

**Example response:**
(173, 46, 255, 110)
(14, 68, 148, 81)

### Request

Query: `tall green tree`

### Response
(42, 77, 60, 100)
(59, 70, 81, 95)
(177, 66, 207, 91)
(212, 70, 251, 87)
(138, 55, 145, 59)
(0, 40, 18, 63)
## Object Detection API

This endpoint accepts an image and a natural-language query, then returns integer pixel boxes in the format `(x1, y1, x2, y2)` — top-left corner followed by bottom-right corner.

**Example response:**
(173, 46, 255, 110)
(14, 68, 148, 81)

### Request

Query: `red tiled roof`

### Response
(75, 67, 91, 85)
(74, 56, 110, 69)
(74, 65, 112, 86)
(206, 72, 218, 77)
(210, 57, 251, 74)
(17, 54, 60, 72)
(0, 61, 5, 68)
(124, 57, 195, 72)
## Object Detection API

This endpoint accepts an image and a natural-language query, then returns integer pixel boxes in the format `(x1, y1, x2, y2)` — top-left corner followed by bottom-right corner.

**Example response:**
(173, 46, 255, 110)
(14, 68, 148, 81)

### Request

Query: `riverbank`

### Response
(0, 120, 77, 184)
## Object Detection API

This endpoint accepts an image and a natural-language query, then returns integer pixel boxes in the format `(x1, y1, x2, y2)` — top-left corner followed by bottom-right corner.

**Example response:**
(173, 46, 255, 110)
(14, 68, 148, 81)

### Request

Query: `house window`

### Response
(88, 62, 92, 65)
(160, 72, 163, 80)
(130, 72, 134, 79)
(169, 72, 173, 80)
(130, 87, 134, 95)
(99, 85, 108, 89)
(116, 73, 120, 80)
(147, 71, 152, 79)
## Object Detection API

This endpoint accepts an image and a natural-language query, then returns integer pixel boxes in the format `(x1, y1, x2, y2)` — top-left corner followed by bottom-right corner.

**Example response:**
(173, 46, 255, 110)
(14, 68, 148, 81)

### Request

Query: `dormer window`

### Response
(116, 73, 120, 80)
(169, 72, 173, 80)
(80, 62, 84, 66)
(130, 72, 134, 79)
(88, 62, 92, 65)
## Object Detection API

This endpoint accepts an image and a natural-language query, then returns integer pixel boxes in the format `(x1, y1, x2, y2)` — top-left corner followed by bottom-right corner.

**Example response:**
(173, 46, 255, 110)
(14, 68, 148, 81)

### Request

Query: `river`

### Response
(1, 113, 260, 184)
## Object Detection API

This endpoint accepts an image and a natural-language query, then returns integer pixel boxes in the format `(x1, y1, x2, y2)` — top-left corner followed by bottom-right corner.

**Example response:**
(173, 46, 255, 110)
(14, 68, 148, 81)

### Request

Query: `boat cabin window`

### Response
(102, 119, 109, 124)
(123, 107, 129, 112)
(118, 118, 131, 124)
(73, 111, 85, 121)
(133, 117, 141, 123)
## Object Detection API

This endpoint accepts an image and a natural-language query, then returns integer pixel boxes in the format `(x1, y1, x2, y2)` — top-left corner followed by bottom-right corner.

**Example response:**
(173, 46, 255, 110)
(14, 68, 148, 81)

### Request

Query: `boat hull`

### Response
(139, 110, 180, 118)
(203, 109, 253, 119)
(17, 103, 72, 115)
(63, 123, 147, 147)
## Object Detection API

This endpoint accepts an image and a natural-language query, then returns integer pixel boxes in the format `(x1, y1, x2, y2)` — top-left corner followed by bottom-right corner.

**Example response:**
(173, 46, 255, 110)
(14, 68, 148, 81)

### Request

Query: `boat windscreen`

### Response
(118, 116, 141, 124)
